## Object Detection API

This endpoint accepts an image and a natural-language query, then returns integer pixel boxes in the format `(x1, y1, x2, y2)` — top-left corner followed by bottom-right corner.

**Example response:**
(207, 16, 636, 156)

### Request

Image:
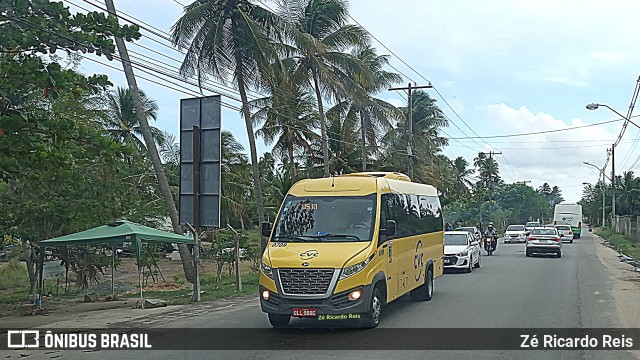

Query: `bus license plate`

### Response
(292, 308, 317, 317)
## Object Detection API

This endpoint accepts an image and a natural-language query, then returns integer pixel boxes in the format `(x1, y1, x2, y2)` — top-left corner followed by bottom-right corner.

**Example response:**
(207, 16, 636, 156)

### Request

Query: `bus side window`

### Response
(379, 194, 391, 246)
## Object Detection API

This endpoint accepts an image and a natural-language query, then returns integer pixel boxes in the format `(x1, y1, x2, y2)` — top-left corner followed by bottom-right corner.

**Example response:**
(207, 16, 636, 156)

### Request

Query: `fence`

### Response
(612, 215, 640, 242)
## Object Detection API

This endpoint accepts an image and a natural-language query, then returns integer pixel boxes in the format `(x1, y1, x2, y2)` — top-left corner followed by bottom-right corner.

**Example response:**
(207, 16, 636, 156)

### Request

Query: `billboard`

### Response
(179, 95, 221, 228)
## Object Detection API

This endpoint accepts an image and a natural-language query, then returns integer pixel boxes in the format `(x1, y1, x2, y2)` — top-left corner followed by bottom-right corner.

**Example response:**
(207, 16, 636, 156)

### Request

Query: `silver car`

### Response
(526, 227, 563, 258)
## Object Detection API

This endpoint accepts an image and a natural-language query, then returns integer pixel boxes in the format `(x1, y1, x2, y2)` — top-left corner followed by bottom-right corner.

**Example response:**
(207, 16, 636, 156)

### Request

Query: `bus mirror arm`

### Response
(383, 220, 396, 236)
(261, 222, 272, 238)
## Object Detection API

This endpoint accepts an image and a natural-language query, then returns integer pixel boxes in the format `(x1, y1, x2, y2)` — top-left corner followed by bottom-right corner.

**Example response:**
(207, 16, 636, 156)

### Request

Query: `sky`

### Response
(64, 0, 640, 202)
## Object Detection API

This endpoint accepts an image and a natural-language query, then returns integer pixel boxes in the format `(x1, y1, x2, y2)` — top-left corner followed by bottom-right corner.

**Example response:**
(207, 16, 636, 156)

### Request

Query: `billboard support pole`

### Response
(192, 125, 201, 302)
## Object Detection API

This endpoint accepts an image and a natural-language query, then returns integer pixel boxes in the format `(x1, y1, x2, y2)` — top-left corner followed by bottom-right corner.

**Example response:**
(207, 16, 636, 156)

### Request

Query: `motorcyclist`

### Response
(484, 222, 498, 251)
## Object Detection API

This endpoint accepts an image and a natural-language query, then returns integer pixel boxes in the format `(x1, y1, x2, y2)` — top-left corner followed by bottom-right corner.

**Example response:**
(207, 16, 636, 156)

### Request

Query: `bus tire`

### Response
(361, 286, 382, 328)
(410, 266, 433, 302)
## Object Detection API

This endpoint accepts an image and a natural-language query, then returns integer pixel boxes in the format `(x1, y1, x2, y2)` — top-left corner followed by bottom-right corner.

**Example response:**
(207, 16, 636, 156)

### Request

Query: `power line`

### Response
(447, 117, 629, 139)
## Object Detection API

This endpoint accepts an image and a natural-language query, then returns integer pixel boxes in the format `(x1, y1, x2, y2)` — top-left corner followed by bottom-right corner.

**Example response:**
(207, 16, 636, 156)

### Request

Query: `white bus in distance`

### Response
(553, 203, 582, 239)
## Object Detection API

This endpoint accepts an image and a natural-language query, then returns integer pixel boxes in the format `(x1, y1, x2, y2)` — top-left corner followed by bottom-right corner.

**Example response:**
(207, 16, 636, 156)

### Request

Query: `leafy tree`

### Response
(0, 0, 139, 180)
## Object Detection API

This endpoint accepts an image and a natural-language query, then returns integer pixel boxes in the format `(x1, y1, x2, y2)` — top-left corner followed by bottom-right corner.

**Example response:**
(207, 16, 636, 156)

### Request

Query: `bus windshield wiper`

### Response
(272, 235, 316, 242)
(316, 234, 363, 241)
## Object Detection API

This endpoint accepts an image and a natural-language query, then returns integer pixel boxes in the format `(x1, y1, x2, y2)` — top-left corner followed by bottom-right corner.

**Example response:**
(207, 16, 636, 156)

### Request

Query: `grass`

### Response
(0, 260, 30, 303)
(597, 228, 640, 260)
(122, 271, 258, 305)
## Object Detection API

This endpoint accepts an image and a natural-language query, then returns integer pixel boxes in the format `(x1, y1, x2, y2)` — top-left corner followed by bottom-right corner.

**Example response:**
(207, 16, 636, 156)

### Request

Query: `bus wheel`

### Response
(268, 313, 290, 328)
(410, 267, 433, 302)
(361, 287, 382, 328)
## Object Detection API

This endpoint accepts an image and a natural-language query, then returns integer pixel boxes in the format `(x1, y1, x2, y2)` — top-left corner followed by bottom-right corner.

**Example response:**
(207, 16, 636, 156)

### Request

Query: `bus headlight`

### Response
(261, 261, 274, 279)
(340, 255, 374, 280)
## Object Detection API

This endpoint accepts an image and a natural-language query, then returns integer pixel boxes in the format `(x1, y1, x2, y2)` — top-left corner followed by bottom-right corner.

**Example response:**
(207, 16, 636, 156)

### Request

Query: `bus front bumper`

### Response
(259, 285, 373, 316)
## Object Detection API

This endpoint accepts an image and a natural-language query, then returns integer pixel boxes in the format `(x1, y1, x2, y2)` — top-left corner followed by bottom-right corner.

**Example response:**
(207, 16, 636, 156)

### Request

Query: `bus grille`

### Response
(279, 269, 334, 295)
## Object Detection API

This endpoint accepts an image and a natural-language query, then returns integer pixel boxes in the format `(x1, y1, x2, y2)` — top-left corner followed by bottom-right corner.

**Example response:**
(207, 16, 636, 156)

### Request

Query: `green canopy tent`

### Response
(38, 220, 195, 308)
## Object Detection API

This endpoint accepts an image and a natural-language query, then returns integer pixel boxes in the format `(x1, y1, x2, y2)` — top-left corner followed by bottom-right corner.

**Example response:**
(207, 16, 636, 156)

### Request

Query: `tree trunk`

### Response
(289, 144, 298, 183)
(104, 0, 195, 283)
(360, 109, 367, 171)
(312, 71, 330, 177)
(23, 240, 37, 294)
(234, 51, 266, 249)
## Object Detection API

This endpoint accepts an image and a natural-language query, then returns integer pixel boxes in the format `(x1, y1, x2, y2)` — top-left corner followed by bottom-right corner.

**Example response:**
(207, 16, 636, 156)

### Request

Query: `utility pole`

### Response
(611, 144, 615, 229)
(480, 151, 502, 221)
(601, 159, 606, 228)
(389, 83, 433, 180)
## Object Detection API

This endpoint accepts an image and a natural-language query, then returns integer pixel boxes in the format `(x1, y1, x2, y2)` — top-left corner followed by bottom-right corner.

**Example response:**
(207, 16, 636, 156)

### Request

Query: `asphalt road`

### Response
(6, 229, 637, 360)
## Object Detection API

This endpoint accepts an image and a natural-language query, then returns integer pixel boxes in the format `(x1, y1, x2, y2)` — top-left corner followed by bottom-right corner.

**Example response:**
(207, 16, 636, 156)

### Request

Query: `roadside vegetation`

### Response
(597, 228, 640, 260)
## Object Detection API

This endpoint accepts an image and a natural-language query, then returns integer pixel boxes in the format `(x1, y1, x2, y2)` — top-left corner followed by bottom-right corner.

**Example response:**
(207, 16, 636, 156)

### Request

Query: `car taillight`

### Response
(555, 237, 561, 242)
(579, 222, 581, 228)
(528, 237, 535, 241)
(569, 231, 573, 235)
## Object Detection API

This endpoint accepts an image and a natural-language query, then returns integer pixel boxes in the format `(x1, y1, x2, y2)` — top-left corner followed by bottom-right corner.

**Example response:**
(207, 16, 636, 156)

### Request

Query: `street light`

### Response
(585, 102, 640, 223)
(586, 103, 640, 129)
(583, 162, 607, 227)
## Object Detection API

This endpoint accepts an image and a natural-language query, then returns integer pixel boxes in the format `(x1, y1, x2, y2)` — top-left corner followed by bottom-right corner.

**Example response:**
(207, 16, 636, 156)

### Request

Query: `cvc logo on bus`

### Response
(414, 240, 425, 282)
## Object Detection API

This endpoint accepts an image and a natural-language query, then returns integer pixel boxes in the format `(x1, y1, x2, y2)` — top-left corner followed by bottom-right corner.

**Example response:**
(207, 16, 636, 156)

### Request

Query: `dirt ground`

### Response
(0, 256, 256, 327)
(593, 233, 640, 359)
(112, 256, 256, 284)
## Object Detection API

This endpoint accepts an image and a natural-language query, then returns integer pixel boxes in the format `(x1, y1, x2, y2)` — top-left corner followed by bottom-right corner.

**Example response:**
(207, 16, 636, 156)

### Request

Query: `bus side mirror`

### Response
(383, 220, 396, 236)
(261, 222, 272, 238)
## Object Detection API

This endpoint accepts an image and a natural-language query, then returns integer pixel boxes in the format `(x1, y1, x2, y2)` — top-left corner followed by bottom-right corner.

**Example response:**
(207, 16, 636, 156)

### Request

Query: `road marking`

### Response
(594, 291, 600, 295)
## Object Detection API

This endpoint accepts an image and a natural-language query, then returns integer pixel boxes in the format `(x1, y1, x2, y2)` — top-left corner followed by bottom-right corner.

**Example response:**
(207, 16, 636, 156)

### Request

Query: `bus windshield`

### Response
(273, 194, 376, 242)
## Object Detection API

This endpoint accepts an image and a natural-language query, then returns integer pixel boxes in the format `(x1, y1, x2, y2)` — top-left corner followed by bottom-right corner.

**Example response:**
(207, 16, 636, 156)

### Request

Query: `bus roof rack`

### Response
(341, 172, 411, 181)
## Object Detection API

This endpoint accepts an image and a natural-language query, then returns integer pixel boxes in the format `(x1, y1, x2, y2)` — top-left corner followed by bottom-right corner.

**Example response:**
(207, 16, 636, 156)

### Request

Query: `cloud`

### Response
(590, 51, 626, 66)
(544, 76, 587, 87)
(480, 103, 636, 201)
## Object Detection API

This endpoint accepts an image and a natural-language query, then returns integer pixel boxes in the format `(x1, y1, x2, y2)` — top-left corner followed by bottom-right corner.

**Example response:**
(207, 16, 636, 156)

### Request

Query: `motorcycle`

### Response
(484, 236, 497, 256)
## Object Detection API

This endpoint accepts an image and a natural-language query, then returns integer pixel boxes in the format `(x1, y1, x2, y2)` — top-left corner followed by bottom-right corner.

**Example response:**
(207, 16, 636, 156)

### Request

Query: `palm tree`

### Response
(452, 156, 474, 194)
(171, 0, 280, 236)
(328, 43, 402, 171)
(326, 103, 360, 174)
(221, 130, 252, 229)
(380, 90, 448, 178)
(281, 0, 371, 177)
(474, 152, 500, 190)
(617, 171, 640, 215)
(103, 87, 164, 152)
(251, 60, 319, 183)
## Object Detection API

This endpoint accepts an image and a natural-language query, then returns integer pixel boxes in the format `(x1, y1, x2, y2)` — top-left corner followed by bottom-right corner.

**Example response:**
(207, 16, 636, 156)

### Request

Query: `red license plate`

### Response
(292, 308, 317, 317)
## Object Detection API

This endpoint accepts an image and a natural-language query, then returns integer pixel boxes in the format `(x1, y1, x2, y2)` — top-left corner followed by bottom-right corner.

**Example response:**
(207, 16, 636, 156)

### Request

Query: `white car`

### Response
(554, 224, 574, 243)
(504, 224, 527, 243)
(443, 231, 481, 272)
